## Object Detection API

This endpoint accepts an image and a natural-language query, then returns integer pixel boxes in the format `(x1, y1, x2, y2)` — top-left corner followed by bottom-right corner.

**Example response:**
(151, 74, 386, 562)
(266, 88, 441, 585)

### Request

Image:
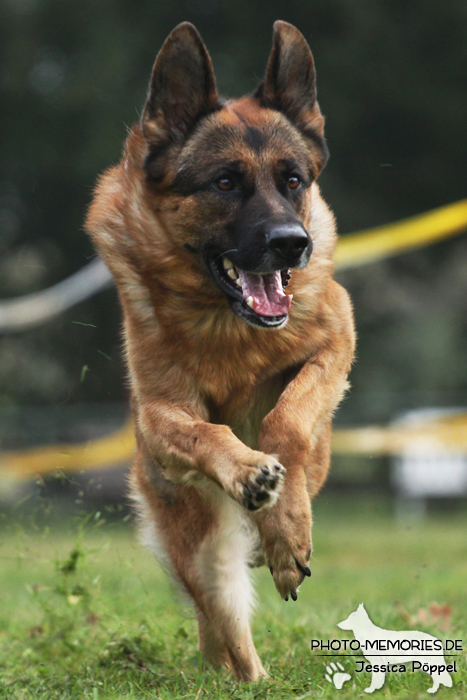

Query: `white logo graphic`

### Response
(337, 604, 453, 694)
(325, 661, 351, 689)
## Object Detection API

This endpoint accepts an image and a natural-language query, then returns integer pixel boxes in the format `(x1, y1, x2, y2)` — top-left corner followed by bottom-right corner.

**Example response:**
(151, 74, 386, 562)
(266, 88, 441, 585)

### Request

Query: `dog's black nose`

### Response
(267, 225, 311, 264)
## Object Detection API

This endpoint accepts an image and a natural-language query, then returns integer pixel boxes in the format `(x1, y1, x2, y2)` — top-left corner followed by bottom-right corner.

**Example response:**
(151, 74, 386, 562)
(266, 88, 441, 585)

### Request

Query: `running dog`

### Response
(86, 21, 355, 681)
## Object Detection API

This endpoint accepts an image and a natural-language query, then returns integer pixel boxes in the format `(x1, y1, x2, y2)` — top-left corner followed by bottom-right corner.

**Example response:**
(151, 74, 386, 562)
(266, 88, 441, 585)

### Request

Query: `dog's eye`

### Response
(216, 177, 235, 192)
(287, 176, 301, 190)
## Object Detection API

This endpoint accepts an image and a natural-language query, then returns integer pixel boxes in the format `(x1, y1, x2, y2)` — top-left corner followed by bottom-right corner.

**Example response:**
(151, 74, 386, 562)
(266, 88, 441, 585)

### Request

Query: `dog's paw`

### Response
(258, 504, 311, 600)
(240, 456, 286, 511)
(269, 549, 311, 600)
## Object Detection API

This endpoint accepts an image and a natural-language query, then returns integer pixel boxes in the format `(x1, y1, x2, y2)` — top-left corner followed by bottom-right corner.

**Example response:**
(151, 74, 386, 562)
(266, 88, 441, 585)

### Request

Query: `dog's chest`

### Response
(207, 372, 285, 449)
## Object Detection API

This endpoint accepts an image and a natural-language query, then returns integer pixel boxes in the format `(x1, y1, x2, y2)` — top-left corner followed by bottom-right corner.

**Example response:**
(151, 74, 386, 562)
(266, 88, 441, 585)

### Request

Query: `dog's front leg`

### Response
(137, 402, 286, 511)
(365, 669, 385, 693)
(255, 336, 353, 599)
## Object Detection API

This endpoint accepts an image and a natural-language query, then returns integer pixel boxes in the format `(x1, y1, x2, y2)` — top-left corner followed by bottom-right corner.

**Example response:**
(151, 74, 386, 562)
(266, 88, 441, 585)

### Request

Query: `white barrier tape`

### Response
(0, 258, 113, 332)
(1, 200, 467, 333)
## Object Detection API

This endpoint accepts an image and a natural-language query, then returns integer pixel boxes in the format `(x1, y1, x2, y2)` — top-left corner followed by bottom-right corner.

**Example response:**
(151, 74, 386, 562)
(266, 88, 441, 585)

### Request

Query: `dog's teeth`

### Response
(227, 268, 238, 280)
(235, 278, 242, 286)
(223, 257, 234, 270)
(247, 296, 254, 308)
(287, 294, 293, 301)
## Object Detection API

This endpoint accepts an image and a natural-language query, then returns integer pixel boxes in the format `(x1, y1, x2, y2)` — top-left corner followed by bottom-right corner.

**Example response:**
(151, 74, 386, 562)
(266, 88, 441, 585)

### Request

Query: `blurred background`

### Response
(1, 0, 467, 515)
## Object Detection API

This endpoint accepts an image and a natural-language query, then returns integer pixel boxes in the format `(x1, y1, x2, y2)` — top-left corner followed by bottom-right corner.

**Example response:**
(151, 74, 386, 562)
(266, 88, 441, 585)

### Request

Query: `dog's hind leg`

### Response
(439, 669, 453, 689)
(427, 677, 441, 694)
(427, 668, 452, 693)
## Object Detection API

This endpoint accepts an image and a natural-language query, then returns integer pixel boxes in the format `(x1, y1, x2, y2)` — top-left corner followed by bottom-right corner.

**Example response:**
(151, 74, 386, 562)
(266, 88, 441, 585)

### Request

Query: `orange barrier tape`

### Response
(332, 412, 467, 455)
(0, 422, 135, 482)
(335, 199, 467, 269)
(2, 412, 467, 483)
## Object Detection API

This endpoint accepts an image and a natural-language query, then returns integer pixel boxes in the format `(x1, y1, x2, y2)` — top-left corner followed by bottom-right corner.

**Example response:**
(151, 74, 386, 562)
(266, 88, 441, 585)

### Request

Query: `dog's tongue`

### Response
(237, 269, 291, 317)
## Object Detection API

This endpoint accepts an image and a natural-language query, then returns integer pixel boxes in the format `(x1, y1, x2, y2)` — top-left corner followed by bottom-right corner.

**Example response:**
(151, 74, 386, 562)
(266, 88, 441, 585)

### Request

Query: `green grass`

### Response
(0, 495, 466, 699)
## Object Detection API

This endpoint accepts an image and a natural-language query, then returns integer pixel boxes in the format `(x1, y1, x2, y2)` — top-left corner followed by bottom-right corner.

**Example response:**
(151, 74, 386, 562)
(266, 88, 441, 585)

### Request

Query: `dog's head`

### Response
(337, 604, 369, 631)
(135, 22, 329, 329)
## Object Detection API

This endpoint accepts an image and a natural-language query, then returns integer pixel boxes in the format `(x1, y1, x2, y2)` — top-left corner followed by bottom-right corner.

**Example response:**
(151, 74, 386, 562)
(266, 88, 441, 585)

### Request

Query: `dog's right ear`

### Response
(142, 23, 219, 144)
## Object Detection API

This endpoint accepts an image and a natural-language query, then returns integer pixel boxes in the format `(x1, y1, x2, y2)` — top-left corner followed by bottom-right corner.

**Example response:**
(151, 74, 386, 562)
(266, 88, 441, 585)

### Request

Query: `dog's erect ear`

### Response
(142, 23, 219, 143)
(256, 21, 324, 137)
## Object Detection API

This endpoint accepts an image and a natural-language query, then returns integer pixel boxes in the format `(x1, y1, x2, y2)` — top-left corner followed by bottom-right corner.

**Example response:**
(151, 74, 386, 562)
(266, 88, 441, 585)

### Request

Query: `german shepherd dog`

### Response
(86, 21, 355, 681)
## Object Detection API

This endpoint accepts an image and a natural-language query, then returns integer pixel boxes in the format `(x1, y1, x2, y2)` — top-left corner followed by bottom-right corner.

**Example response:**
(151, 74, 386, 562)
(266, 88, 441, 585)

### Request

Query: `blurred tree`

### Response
(0, 0, 466, 421)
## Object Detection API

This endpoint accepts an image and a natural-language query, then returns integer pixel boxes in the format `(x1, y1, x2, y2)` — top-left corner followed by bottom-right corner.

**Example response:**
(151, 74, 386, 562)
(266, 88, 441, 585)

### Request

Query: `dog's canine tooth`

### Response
(247, 296, 254, 308)
(235, 278, 242, 286)
(227, 268, 238, 280)
(223, 257, 234, 270)
(287, 294, 293, 301)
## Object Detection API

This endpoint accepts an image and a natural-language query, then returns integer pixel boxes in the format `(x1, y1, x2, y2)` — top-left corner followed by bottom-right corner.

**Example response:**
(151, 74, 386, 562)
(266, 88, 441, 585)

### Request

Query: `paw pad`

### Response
(242, 461, 285, 511)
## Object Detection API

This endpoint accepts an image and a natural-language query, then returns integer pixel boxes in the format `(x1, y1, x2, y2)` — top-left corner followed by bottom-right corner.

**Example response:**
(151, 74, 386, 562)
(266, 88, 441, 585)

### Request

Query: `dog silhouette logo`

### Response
(337, 604, 453, 694)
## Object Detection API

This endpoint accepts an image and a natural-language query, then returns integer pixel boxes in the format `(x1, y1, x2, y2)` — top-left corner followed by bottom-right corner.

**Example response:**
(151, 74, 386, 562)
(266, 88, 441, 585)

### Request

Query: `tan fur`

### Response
(86, 21, 355, 682)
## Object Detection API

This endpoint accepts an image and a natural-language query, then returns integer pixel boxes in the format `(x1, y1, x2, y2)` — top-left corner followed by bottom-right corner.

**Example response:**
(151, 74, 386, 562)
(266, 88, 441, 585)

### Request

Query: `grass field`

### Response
(0, 493, 465, 699)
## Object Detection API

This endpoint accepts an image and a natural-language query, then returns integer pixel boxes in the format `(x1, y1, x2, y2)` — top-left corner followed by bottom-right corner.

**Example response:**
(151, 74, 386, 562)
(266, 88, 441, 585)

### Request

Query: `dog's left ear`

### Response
(256, 21, 325, 141)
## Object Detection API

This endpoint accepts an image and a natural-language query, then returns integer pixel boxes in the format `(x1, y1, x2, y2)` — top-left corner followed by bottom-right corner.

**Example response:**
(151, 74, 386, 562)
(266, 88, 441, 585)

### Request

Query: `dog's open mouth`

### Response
(208, 255, 292, 328)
